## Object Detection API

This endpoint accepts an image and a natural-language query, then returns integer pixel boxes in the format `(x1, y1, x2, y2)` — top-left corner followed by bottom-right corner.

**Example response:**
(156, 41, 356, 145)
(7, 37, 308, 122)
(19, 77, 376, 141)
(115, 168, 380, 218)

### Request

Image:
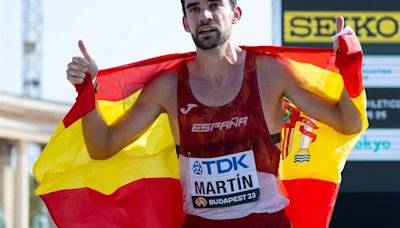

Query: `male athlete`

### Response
(66, 0, 362, 226)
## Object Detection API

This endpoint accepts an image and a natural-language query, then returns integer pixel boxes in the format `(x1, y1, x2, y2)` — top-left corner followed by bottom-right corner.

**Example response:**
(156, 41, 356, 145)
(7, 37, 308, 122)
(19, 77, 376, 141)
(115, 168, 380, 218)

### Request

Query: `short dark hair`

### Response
(180, 0, 237, 16)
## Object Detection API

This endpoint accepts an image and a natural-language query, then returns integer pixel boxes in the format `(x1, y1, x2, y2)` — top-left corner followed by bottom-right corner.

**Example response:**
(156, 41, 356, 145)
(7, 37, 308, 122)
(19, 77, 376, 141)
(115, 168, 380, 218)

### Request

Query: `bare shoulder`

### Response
(255, 54, 303, 90)
(144, 71, 178, 92)
(256, 54, 294, 78)
(139, 70, 178, 112)
(255, 54, 290, 91)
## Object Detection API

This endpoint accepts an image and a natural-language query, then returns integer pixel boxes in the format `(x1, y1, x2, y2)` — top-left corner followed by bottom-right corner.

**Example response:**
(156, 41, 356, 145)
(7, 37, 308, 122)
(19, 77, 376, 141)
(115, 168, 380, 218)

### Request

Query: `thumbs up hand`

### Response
(332, 16, 362, 55)
(332, 16, 364, 98)
(66, 40, 98, 85)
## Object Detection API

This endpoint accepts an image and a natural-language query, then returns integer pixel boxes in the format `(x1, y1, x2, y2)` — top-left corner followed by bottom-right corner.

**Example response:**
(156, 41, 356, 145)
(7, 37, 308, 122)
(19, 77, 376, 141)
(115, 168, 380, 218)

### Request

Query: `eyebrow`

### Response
(185, 1, 199, 10)
(186, 0, 223, 10)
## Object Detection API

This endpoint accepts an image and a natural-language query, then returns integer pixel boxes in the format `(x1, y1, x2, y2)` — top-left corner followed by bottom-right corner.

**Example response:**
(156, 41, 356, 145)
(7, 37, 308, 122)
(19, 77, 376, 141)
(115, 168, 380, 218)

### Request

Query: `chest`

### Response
(188, 72, 244, 108)
(161, 63, 285, 144)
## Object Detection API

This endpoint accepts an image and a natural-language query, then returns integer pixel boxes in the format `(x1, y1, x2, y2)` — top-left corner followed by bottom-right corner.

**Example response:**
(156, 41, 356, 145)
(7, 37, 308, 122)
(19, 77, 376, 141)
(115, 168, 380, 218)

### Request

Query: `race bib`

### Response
(189, 150, 260, 208)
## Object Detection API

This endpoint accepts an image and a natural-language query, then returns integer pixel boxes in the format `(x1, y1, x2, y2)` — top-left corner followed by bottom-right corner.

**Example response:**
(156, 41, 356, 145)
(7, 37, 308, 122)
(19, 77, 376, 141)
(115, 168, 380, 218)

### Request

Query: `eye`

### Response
(188, 6, 200, 14)
(209, 3, 219, 10)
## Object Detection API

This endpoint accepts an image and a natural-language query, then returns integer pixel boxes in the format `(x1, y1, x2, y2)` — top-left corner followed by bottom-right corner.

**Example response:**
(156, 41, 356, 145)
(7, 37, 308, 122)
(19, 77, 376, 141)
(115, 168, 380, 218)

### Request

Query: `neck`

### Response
(194, 41, 243, 83)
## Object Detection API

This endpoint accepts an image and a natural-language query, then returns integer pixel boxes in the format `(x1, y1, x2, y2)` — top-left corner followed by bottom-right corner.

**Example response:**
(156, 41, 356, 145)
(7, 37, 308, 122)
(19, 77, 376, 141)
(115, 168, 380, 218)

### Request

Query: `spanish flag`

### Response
(277, 32, 368, 228)
(33, 44, 367, 227)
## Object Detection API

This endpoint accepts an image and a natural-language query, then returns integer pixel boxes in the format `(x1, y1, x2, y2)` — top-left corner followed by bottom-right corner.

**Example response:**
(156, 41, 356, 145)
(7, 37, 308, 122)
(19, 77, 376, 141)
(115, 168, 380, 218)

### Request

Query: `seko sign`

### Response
(282, 0, 400, 55)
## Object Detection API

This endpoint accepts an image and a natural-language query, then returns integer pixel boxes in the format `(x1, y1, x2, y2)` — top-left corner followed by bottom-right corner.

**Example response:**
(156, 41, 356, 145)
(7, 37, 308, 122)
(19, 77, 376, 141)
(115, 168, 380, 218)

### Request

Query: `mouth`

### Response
(198, 27, 218, 35)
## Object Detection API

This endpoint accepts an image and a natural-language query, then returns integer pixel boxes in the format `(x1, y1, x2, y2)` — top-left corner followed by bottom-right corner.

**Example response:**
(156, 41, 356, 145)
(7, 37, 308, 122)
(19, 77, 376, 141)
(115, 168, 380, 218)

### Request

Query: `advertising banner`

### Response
(281, 0, 400, 55)
(363, 56, 400, 87)
(350, 129, 400, 160)
(365, 88, 400, 128)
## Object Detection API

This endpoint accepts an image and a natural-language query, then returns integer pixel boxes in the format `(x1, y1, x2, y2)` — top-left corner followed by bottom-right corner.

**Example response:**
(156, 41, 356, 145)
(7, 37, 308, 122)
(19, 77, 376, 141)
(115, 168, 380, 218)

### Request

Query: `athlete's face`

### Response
(182, 0, 241, 50)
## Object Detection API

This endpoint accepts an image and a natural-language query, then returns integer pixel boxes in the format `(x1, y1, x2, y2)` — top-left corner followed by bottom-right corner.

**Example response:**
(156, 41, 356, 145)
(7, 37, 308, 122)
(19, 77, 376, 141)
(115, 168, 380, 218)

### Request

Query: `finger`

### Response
(78, 40, 92, 60)
(67, 75, 85, 85)
(72, 57, 90, 67)
(66, 69, 86, 79)
(68, 62, 88, 72)
(336, 16, 344, 34)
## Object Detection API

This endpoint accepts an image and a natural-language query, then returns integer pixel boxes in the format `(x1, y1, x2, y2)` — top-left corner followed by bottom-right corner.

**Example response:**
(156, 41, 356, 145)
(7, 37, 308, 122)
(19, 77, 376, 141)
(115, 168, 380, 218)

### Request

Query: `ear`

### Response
(232, 6, 242, 24)
(182, 16, 191, 33)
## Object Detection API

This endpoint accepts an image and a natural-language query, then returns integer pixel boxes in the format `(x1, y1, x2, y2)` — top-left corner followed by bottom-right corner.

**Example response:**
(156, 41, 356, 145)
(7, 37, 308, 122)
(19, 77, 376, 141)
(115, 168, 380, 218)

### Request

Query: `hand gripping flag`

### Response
(33, 44, 367, 227)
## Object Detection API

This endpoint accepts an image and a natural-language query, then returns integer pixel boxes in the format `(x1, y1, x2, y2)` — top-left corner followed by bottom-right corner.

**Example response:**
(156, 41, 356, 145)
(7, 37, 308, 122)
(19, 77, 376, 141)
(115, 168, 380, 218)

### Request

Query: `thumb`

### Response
(336, 16, 344, 34)
(333, 16, 345, 52)
(78, 40, 92, 60)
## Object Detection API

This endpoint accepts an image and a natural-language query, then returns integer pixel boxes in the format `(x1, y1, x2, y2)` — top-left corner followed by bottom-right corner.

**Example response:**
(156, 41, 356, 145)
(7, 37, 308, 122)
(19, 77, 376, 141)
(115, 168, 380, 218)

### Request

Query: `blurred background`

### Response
(0, 0, 399, 227)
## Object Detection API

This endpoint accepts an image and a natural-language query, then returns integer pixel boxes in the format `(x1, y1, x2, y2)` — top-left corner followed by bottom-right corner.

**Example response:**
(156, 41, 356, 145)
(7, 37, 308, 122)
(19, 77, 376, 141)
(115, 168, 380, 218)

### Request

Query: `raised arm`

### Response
(281, 60, 362, 135)
(279, 17, 362, 134)
(66, 41, 164, 160)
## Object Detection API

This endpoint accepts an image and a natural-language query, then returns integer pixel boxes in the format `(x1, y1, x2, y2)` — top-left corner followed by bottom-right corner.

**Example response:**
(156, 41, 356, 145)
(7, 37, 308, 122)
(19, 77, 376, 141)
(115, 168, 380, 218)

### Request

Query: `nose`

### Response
(200, 9, 212, 21)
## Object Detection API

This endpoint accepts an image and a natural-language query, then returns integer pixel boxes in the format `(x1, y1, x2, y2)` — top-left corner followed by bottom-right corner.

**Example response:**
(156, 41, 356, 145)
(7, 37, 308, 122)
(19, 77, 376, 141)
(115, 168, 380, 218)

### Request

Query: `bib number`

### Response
(189, 150, 260, 208)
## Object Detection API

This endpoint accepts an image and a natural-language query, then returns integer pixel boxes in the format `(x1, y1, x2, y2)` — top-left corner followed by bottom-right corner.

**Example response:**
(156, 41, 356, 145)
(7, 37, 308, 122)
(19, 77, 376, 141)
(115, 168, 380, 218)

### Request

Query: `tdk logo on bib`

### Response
(192, 154, 249, 176)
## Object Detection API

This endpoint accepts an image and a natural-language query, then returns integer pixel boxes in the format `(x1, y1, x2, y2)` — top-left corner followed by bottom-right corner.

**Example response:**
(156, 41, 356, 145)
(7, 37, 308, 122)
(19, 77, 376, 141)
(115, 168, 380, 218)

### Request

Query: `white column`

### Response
(14, 141, 29, 228)
(0, 142, 11, 204)
(0, 141, 13, 228)
(3, 166, 15, 228)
